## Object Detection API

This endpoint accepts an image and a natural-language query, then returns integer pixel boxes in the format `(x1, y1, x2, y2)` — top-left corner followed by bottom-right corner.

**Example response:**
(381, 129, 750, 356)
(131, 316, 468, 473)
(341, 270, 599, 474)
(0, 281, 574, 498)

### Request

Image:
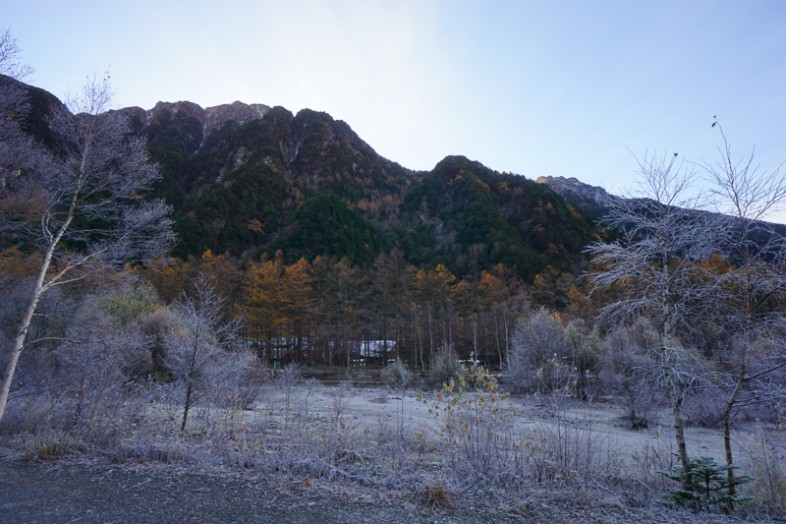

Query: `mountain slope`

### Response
(400, 157, 593, 279)
(4, 75, 596, 279)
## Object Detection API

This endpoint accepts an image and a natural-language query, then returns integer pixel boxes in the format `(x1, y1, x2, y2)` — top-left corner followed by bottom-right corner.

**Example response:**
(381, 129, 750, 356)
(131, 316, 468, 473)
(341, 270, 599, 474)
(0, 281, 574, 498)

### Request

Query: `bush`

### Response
(599, 321, 662, 429)
(505, 308, 569, 393)
(381, 359, 413, 392)
(421, 367, 522, 491)
(429, 344, 464, 386)
(422, 480, 453, 508)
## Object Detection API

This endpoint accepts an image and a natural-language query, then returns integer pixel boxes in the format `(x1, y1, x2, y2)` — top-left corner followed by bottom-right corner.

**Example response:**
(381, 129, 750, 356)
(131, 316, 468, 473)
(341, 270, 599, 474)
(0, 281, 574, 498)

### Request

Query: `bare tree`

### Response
(702, 118, 786, 505)
(587, 152, 722, 490)
(0, 28, 33, 80)
(0, 73, 174, 425)
(164, 277, 250, 433)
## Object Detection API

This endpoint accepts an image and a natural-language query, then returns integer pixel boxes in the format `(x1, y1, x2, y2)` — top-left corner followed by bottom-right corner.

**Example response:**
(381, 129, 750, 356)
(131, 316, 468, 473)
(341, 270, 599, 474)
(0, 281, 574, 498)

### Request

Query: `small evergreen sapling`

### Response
(663, 455, 752, 512)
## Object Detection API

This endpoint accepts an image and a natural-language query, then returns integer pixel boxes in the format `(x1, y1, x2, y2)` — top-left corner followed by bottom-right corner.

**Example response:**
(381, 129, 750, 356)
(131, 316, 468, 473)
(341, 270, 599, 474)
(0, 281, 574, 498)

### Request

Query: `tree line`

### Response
(137, 248, 541, 370)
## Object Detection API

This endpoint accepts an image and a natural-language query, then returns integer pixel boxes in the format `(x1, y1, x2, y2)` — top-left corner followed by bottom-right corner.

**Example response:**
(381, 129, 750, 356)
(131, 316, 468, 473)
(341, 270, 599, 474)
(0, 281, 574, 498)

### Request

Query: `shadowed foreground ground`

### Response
(0, 459, 773, 524)
(0, 460, 513, 524)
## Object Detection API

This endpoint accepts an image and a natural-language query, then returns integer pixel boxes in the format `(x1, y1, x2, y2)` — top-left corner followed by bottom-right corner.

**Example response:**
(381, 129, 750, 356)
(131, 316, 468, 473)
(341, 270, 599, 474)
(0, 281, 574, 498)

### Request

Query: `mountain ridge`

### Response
(3, 75, 597, 280)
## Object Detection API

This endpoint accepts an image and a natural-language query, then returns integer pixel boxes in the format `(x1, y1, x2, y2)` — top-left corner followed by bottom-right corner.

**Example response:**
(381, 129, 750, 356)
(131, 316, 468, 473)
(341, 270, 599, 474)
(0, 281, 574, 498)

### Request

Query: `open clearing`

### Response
(2, 381, 783, 523)
(271, 382, 763, 464)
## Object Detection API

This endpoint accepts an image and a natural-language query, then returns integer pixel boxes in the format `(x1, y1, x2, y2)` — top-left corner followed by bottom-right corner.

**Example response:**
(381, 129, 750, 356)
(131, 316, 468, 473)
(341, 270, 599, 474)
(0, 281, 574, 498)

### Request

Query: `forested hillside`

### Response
(131, 93, 595, 277)
(0, 74, 596, 368)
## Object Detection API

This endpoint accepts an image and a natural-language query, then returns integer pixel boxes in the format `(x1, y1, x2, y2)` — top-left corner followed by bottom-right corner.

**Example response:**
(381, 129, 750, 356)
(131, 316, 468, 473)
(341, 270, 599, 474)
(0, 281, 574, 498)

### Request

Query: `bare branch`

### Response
(0, 28, 34, 80)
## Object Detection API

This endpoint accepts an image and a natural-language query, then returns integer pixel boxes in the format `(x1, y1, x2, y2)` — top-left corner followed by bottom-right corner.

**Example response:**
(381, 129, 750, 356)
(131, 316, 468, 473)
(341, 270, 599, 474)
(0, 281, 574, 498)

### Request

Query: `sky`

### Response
(5, 0, 786, 219)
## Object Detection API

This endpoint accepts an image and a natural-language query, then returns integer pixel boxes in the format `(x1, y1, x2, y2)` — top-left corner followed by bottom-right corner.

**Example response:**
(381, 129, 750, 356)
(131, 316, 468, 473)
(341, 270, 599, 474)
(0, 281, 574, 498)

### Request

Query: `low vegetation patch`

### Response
(3, 364, 783, 522)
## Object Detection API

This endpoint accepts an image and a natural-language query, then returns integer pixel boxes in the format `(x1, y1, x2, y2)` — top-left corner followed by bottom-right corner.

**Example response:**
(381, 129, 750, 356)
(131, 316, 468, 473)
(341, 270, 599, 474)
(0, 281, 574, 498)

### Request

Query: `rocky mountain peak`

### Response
(204, 101, 270, 137)
(141, 100, 272, 147)
(536, 175, 618, 213)
(146, 100, 204, 124)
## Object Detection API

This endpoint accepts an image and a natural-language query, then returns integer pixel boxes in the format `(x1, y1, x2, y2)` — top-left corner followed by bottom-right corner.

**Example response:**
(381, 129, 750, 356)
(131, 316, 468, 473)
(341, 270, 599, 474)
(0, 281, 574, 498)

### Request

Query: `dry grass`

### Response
(2, 377, 784, 521)
(737, 427, 786, 515)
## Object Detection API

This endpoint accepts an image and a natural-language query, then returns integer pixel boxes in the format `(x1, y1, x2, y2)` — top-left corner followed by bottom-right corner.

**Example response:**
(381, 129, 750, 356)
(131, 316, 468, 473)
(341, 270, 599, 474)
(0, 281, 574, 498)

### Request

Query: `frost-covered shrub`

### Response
(505, 308, 569, 393)
(429, 344, 463, 386)
(381, 359, 413, 392)
(598, 319, 662, 428)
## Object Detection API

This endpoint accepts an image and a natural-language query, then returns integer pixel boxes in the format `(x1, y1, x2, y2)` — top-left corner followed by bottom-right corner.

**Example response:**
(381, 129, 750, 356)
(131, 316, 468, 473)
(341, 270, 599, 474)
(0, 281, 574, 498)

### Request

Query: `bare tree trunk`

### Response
(427, 308, 433, 367)
(472, 318, 478, 364)
(503, 312, 510, 367)
(722, 378, 743, 505)
(395, 313, 401, 363)
(2, 170, 83, 421)
(0, 332, 26, 424)
(720, 275, 753, 507)
(181, 379, 194, 433)
(722, 331, 748, 509)
(672, 386, 692, 491)
(0, 240, 57, 423)
(665, 342, 692, 491)
(417, 320, 424, 371)
(494, 310, 503, 370)
(181, 319, 202, 433)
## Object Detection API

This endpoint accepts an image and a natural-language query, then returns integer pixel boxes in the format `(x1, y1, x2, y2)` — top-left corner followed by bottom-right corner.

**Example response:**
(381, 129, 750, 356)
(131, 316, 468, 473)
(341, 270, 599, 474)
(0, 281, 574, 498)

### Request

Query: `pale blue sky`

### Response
(5, 1, 786, 218)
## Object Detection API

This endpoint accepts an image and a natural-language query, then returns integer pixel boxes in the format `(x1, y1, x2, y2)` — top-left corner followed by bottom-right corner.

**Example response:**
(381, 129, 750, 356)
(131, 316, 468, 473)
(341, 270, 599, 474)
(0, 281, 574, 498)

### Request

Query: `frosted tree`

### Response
(702, 118, 786, 506)
(164, 277, 250, 433)
(0, 73, 174, 425)
(587, 152, 722, 490)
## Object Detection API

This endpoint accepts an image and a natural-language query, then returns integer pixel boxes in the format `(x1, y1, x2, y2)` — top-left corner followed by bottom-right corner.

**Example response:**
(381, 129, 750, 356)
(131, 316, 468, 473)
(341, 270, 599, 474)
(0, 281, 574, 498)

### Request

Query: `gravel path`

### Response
(1, 461, 411, 524)
(0, 459, 531, 524)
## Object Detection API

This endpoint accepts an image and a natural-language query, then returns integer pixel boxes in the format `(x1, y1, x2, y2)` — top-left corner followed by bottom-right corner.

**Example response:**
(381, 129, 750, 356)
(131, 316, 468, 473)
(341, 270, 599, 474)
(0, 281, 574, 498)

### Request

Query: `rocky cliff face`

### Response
(205, 102, 270, 132)
(535, 176, 618, 217)
(119, 100, 273, 155)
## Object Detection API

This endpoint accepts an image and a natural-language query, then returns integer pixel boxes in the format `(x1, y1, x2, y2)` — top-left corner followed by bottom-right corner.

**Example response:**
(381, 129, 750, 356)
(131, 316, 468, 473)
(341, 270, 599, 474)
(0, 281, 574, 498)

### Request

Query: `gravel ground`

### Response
(2, 456, 783, 524)
(0, 458, 524, 524)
